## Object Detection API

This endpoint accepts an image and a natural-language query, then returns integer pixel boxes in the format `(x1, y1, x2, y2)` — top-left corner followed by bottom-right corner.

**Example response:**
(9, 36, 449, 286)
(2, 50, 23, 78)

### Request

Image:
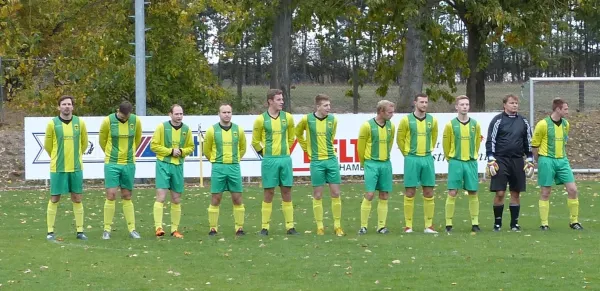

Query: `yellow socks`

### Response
(261, 201, 272, 230)
(331, 197, 342, 229)
(153, 202, 164, 230)
(568, 198, 579, 224)
(377, 199, 388, 230)
(404, 196, 414, 228)
(282, 201, 294, 230)
(171, 203, 181, 233)
(208, 204, 219, 231)
(47, 200, 58, 233)
(469, 195, 479, 226)
(72, 202, 84, 233)
(233, 204, 245, 230)
(445, 196, 456, 226)
(539, 200, 549, 226)
(360, 198, 372, 228)
(313, 198, 324, 229)
(122, 199, 136, 232)
(103, 199, 115, 232)
(424, 197, 435, 228)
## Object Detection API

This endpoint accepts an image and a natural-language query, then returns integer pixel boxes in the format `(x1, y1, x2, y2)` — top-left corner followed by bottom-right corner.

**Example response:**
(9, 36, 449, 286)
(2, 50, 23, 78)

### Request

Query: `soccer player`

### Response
(44, 95, 89, 241)
(397, 93, 439, 234)
(99, 101, 142, 239)
(295, 94, 344, 236)
(150, 104, 194, 238)
(486, 94, 534, 232)
(357, 100, 395, 235)
(204, 103, 247, 236)
(252, 89, 298, 235)
(532, 98, 583, 231)
(442, 95, 482, 233)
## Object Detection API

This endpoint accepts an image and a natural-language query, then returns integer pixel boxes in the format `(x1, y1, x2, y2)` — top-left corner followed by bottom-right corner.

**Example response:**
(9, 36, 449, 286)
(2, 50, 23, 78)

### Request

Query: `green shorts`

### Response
(364, 160, 393, 193)
(537, 156, 575, 187)
(310, 158, 341, 187)
(447, 159, 479, 192)
(104, 163, 136, 190)
(50, 171, 83, 195)
(404, 155, 436, 188)
(261, 156, 293, 188)
(155, 160, 185, 193)
(211, 163, 243, 194)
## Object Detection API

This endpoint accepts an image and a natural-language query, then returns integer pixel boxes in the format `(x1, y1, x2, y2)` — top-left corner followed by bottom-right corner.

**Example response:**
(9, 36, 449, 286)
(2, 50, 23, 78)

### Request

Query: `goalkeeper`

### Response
(485, 94, 534, 232)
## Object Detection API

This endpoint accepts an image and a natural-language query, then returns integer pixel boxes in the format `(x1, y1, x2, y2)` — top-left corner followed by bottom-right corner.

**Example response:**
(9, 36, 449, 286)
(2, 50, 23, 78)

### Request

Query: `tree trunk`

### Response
(301, 27, 308, 82)
(466, 23, 487, 111)
(352, 41, 360, 114)
(270, 0, 293, 113)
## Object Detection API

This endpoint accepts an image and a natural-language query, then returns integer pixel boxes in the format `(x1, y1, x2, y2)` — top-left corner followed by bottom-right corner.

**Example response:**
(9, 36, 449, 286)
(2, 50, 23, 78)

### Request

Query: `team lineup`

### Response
(43, 90, 584, 241)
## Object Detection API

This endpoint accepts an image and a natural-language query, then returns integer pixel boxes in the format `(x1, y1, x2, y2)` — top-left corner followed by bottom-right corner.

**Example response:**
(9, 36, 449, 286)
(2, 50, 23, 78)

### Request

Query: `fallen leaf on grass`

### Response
(23, 269, 31, 274)
(392, 260, 400, 264)
(184, 251, 191, 255)
(40, 266, 48, 270)
(375, 280, 380, 284)
(451, 282, 457, 285)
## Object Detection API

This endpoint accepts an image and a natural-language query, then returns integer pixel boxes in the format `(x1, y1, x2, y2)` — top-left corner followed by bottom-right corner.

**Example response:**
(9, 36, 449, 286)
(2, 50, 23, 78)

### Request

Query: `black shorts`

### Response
(489, 157, 526, 192)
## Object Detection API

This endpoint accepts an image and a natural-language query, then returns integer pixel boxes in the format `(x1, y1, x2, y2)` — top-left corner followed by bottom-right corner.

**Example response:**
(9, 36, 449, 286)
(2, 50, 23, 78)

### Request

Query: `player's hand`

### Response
(487, 158, 499, 177)
(524, 158, 535, 178)
(173, 148, 181, 157)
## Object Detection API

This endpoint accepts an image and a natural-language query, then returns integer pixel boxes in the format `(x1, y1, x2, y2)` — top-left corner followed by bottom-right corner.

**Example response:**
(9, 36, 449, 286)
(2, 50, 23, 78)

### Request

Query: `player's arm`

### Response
(150, 124, 172, 156)
(485, 115, 501, 160)
(442, 122, 452, 160)
(80, 120, 89, 154)
(181, 127, 195, 157)
(431, 117, 438, 152)
(357, 122, 369, 166)
(523, 117, 534, 160)
(389, 122, 396, 153)
(531, 120, 546, 163)
(202, 126, 215, 161)
(98, 117, 109, 153)
(238, 126, 247, 159)
(251, 116, 264, 156)
(564, 119, 570, 144)
(135, 117, 142, 150)
(474, 122, 482, 155)
(294, 115, 308, 152)
(396, 117, 409, 156)
(286, 113, 296, 151)
(44, 122, 54, 156)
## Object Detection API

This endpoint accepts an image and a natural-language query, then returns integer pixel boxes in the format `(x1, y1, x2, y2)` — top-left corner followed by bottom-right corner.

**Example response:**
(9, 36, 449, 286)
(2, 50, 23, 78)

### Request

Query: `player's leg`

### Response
(279, 156, 297, 235)
(102, 164, 120, 239)
(169, 163, 185, 238)
(154, 160, 171, 236)
(445, 159, 462, 232)
(537, 156, 554, 230)
(69, 171, 86, 240)
(47, 172, 65, 240)
(208, 163, 228, 235)
(508, 157, 526, 231)
(326, 158, 343, 236)
(464, 160, 480, 232)
(228, 164, 245, 236)
(120, 164, 140, 238)
(421, 156, 437, 233)
(260, 158, 276, 235)
(376, 161, 393, 234)
(403, 156, 420, 233)
(310, 160, 326, 234)
(359, 160, 377, 234)
(555, 158, 582, 229)
(490, 157, 509, 231)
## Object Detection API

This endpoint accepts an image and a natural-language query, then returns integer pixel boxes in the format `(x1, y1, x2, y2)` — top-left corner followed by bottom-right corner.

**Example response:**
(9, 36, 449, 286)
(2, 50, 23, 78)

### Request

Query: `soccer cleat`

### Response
(540, 225, 550, 231)
(76, 232, 88, 240)
(171, 231, 184, 238)
(102, 230, 111, 240)
(510, 224, 521, 232)
(334, 227, 345, 237)
(235, 228, 245, 236)
(130, 230, 142, 239)
(358, 227, 367, 235)
(570, 223, 584, 230)
(493, 224, 501, 232)
(46, 232, 56, 241)
(471, 225, 481, 232)
(286, 228, 299, 235)
(424, 227, 438, 234)
(316, 228, 325, 235)
(403, 227, 413, 233)
(377, 227, 389, 234)
(208, 228, 218, 236)
(445, 226, 453, 233)
(259, 228, 269, 236)
(155, 227, 166, 237)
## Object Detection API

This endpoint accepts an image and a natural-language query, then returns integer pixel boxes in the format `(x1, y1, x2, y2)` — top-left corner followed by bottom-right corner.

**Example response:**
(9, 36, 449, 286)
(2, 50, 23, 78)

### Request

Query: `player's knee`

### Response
(231, 195, 243, 205)
(71, 195, 82, 203)
(364, 192, 375, 201)
(448, 190, 458, 197)
(211, 195, 222, 205)
(378, 192, 389, 200)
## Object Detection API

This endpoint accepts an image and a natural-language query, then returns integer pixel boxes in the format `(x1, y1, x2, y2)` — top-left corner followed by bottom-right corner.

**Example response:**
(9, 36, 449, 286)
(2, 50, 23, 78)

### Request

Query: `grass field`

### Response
(1, 181, 599, 290)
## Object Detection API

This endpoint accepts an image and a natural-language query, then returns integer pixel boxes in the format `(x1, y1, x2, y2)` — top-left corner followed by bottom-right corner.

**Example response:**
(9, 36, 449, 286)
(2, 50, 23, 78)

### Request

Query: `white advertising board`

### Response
(24, 113, 497, 180)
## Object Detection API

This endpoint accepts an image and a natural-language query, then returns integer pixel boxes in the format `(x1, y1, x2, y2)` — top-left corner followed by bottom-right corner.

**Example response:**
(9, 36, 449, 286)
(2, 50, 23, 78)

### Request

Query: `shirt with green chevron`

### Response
(203, 123, 247, 164)
(150, 121, 195, 165)
(252, 111, 295, 157)
(295, 113, 338, 161)
(99, 113, 142, 165)
(44, 116, 89, 173)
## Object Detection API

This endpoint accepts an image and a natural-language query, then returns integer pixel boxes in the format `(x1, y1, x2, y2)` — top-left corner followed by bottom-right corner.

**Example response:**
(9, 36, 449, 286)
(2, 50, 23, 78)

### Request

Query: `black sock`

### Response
(509, 204, 520, 226)
(493, 205, 504, 226)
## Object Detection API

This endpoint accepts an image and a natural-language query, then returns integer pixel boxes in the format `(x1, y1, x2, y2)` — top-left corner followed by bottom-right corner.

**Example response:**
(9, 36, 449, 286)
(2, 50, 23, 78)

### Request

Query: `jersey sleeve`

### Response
(442, 121, 453, 160)
(135, 117, 143, 150)
(564, 119, 570, 143)
(203, 126, 215, 161)
(251, 115, 264, 154)
(431, 117, 439, 152)
(357, 122, 370, 166)
(396, 117, 409, 156)
(531, 120, 547, 148)
(44, 121, 54, 156)
(238, 125, 247, 160)
(80, 119, 89, 155)
(475, 122, 482, 155)
(98, 117, 110, 153)
(150, 123, 172, 157)
(523, 117, 533, 159)
(294, 115, 308, 152)
(485, 114, 501, 159)
(181, 127, 195, 157)
(286, 112, 295, 151)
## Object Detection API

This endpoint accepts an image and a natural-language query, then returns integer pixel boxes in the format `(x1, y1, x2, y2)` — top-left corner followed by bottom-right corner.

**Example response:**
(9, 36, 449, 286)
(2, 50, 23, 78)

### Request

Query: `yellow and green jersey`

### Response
(532, 116, 569, 159)
(295, 113, 337, 161)
(203, 123, 246, 164)
(357, 118, 395, 164)
(252, 111, 295, 157)
(397, 113, 438, 156)
(442, 118, 481, 161)
(99, 113, 142, 165)
(44, 116, 89, 173)
(150, 121, 195, 165)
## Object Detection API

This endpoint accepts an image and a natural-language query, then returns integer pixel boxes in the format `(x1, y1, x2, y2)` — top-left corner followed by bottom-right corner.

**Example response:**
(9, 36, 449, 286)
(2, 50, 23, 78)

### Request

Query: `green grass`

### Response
(1, 181, 599, 290)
